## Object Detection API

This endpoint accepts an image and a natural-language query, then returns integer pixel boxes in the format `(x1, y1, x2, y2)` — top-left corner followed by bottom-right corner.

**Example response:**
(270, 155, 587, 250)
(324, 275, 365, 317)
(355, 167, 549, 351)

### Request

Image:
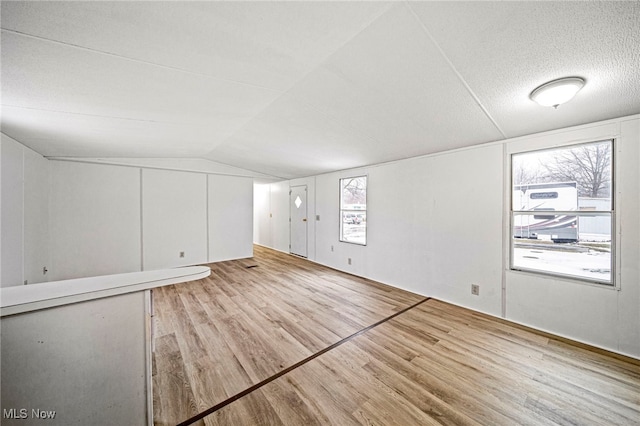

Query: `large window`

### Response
(340, 176, 367, 245)
(511, 140, 613, 285)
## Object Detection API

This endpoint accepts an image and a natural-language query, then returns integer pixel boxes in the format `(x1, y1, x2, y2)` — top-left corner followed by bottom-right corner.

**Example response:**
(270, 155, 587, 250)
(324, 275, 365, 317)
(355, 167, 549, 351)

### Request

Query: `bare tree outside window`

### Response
(513, 141, 611, 199)
(512, 161, 544, 187)
(342, 177, 367, 204)
(542, 142, 611, 198)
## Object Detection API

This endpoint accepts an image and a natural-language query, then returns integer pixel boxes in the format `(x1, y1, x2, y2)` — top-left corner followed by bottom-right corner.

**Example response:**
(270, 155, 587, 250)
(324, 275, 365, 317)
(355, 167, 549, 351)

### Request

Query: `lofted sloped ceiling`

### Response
(2, 1, 639, 180)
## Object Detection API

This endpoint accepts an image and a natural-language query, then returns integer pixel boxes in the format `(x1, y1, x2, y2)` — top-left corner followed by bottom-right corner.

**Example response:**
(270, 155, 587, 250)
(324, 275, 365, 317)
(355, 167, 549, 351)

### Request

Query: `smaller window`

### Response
(340, 176, 367, 245)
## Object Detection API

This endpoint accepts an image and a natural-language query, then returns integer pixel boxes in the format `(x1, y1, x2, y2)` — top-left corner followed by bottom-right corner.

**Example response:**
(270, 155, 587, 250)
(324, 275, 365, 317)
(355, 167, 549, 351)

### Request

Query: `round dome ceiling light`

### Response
(529, 77, 585, 109)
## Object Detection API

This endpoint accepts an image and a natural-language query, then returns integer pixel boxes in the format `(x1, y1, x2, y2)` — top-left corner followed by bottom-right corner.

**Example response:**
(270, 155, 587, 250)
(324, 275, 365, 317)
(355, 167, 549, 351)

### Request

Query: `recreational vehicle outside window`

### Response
(340, 176, 367, 245)
(511, 140, 613, 285)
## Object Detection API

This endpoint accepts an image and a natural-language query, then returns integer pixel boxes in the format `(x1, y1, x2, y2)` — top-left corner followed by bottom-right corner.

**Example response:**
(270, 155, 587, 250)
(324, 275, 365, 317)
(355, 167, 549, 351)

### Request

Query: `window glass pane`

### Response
(511, 140, 613, 284)
(513, 206, 578, 242)
(513, 140, 612, 211)
(340, 176, 367, 245)
(512, 213, 611, 283)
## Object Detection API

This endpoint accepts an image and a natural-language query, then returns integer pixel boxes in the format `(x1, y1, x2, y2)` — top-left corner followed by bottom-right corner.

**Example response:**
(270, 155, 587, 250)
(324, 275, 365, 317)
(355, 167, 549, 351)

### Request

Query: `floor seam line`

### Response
(175, 296, 431, 426)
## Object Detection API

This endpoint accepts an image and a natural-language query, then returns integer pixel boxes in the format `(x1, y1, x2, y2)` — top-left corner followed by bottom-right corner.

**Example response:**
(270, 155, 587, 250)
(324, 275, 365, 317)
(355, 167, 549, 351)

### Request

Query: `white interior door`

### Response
(290, 185, 308, 257)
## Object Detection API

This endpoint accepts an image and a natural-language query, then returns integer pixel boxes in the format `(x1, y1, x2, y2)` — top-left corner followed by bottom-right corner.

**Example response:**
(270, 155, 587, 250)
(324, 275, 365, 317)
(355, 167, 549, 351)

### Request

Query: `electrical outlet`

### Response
(471, 284, 480, 296)
(180, 251, 185, 258)
(348, 258, 352, 265)
(331, 245, 334, 252)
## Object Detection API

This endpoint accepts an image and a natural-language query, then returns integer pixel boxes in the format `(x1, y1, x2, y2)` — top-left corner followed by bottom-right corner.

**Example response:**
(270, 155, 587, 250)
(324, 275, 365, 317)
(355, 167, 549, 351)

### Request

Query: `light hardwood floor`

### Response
(153, 246, 640, 426)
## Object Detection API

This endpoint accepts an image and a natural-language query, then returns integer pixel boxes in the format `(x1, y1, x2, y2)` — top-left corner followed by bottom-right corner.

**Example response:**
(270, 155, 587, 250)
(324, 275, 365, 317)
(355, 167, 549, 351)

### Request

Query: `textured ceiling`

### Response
(2, 1, 639, 179)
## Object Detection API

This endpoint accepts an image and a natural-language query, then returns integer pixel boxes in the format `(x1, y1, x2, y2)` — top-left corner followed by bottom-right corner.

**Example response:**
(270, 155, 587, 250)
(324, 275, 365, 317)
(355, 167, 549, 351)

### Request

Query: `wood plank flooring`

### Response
(153, 246, 640, 426)
(152, 245, 424, 425)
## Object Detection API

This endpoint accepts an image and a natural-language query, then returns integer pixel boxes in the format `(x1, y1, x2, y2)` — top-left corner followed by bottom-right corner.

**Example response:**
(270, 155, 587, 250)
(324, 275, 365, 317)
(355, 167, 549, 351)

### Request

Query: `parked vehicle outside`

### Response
(343, 213, 361, 224)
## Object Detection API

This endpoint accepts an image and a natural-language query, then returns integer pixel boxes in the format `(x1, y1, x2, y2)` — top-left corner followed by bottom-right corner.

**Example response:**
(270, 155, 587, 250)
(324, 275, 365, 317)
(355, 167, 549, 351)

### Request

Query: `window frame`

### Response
(509, 139, 615, 286)
(339, 175, 367, 246)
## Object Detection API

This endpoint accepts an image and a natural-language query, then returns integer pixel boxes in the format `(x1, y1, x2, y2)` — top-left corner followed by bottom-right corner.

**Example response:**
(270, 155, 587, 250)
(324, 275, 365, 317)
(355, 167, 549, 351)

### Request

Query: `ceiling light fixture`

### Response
(530, 77, 585, 108)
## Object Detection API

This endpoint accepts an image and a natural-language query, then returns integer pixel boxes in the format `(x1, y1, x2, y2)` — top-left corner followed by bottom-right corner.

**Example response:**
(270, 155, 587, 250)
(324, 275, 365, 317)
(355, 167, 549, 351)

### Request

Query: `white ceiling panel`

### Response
(409, 1, 640, 138)
(1, 1, 393, 91)
(288, 3, 504, 161)
(1, 31, 279, 156)
(206, 94, 376, 179)
(2, 31, 279, 124)
(1, 106, 227, 158)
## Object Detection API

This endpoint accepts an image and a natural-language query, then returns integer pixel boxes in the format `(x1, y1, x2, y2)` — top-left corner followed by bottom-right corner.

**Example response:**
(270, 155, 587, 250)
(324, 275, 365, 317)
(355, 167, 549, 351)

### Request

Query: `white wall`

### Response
(1, 140, 256, 282)
(51, 161, 142, 281)
(209, 174, 253, 262)
(1, 135, 51, 287)
(253, 184, 271, 247)
(1, 135, 24, 287)
(24, 147, 50, 284)
(270, 181, 291, 253)
(255, 115, 640, 359)
(313, 144, 504, 316)
(256, 144, 503, 315)
(142, 169, 208, 270)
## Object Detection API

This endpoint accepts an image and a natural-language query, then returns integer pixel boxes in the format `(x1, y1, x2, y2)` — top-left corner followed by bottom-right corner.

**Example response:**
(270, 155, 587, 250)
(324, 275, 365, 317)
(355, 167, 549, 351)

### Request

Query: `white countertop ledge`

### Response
(0, 266, 211, 317)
